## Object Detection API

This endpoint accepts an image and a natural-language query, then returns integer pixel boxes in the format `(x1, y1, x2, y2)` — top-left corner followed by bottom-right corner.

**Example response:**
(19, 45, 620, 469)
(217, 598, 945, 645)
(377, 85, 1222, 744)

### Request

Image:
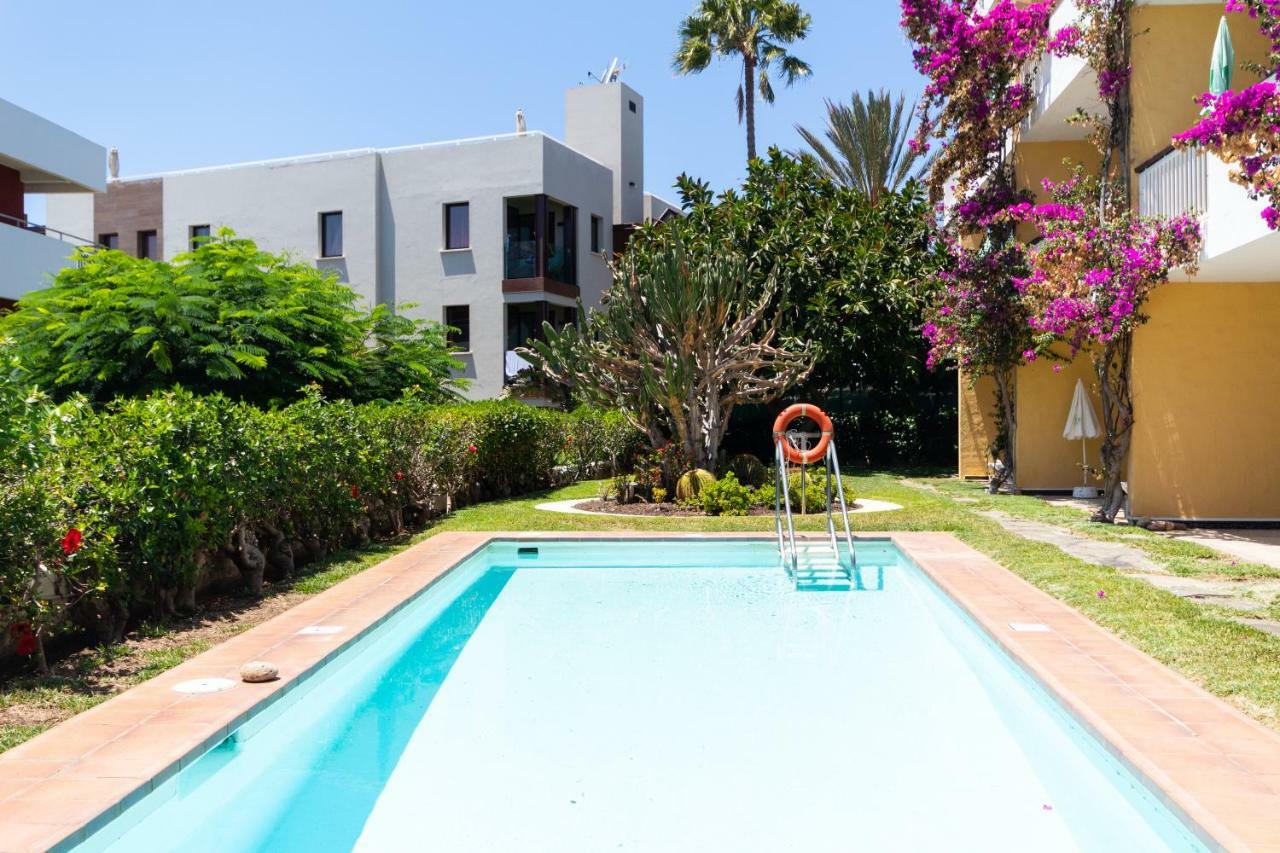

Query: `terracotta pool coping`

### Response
(0, 531, 1277, 851)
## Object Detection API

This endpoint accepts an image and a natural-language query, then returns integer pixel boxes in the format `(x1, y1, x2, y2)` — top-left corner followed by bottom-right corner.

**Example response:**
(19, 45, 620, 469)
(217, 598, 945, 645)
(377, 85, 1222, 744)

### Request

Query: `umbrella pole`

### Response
(1081, 438, 1088, 487)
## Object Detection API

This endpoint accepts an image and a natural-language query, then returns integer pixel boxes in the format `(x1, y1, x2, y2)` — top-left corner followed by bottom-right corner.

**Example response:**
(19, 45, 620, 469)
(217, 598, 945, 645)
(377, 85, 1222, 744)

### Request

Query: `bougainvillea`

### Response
(901, 0, 1051, 200)
(1175, 82, 1280, 229)
(1173, 1, 1280, 231)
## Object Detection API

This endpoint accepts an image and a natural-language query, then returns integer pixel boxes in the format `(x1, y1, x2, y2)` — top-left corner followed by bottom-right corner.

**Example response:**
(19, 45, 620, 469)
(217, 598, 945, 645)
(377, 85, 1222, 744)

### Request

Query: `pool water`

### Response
(80, 539, 1206, 852)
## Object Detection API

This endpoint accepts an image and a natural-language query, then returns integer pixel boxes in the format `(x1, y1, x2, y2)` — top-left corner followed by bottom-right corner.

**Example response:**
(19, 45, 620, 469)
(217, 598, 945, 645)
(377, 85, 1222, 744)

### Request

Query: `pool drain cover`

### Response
(297, 625, 345, 635)
(1008, 622, 1052, 633)
(173, 678, 236, 695)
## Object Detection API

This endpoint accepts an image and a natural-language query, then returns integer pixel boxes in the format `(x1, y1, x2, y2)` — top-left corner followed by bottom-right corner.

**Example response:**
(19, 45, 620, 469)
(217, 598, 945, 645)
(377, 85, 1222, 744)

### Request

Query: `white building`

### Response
(47, 81, 678, 399)
(0, 97, 105, 307)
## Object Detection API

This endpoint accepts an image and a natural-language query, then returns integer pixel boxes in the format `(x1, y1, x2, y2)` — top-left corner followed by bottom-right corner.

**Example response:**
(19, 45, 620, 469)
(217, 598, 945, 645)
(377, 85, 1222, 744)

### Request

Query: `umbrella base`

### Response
(1072, 486, 1100, 499)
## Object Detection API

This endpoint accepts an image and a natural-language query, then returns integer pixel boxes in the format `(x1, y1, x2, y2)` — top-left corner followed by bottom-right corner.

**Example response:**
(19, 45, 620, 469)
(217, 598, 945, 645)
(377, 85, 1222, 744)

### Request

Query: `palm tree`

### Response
(794, 89, 933, 202)
(674, 0, 813, 163)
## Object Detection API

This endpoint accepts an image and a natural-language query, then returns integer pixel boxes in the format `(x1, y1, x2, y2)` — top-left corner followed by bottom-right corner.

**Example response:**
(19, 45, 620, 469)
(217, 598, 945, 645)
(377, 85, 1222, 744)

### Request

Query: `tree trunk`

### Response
(744, 58, 757, 163)
(1092, 333, 1133, 523)
(988, 366, 1017, 493)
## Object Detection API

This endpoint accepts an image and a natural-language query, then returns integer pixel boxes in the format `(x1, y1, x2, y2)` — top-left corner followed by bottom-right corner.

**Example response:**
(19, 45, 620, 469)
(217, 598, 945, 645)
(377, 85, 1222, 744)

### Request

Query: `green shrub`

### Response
(0, 388, 639, 660)
(724, 453, 768, 487)
(564, 407, 642, 479)
(675, 468, 716, 503)
(753, 471, 851, 514)
(698, 472, 754, 516)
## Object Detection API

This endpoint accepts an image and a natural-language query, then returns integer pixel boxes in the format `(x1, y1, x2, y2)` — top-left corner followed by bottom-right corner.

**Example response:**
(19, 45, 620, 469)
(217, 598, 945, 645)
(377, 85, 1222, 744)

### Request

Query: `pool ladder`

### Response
(773, 438, 856, 589)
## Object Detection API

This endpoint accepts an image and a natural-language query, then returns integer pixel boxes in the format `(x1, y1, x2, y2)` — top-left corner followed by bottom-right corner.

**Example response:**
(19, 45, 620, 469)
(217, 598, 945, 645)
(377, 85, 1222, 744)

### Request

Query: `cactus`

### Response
(675, 468, 716, 502)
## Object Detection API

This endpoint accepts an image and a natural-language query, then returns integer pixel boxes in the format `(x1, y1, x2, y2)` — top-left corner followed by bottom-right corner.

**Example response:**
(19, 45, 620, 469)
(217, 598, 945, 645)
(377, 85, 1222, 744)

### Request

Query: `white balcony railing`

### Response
(1137, 146, 1207, 219)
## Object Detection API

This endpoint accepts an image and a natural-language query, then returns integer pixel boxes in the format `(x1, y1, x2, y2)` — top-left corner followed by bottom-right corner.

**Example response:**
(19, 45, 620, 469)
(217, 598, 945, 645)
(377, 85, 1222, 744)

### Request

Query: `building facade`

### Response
(46, 81, 676, 399)
(959, 1, 1280, 521)
(0, 97, 105, 307)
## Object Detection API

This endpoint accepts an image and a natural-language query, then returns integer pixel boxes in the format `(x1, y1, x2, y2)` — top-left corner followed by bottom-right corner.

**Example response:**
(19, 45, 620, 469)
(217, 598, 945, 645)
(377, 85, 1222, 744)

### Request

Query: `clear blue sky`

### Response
(7, 0, 922, 210)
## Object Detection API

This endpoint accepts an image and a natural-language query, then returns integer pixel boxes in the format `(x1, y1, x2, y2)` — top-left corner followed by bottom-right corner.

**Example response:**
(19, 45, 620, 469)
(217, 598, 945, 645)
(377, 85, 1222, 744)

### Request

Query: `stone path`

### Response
(975, 508, 1280, 635)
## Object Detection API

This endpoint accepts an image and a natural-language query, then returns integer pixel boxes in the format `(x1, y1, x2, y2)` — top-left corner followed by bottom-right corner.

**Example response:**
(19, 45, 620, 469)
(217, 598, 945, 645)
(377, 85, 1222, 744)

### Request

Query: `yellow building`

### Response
(959, 1, 1280, 521)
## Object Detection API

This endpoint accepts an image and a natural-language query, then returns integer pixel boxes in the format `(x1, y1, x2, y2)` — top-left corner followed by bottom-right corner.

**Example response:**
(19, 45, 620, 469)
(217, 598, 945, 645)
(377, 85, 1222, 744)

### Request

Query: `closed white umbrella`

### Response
(1063, 378, 1101, 496)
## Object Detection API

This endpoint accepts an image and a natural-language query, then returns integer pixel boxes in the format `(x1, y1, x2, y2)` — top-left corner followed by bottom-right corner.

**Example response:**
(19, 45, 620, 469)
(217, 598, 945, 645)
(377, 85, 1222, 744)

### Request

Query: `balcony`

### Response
(503, 194, 578, 297)
(1137, 146, 1280, 281)
(0, 214, 97, 301)
(1020, 0, 1102, 143)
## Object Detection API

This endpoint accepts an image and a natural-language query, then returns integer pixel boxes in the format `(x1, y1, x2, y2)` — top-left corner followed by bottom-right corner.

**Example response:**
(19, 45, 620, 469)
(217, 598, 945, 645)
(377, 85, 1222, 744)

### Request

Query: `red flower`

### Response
(566, 436, 574, 444)
(394, 470, 405, 482)
(11, 623, 35, 656)
(467, 444, 478, 454)
(61, 528, 83, 555)
(350, 485, 361, 499)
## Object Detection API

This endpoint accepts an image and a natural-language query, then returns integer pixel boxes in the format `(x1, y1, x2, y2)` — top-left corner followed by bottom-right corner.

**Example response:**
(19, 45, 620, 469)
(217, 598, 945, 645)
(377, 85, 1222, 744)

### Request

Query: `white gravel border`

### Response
(534, 497, 904, 516)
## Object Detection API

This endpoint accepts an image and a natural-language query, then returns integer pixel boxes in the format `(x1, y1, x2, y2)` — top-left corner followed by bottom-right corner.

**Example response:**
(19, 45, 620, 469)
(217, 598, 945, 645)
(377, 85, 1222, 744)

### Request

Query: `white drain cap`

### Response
(173, 677, 236, 695)
(1008, 622, 1052, 633)
(297, 625, 345, 635)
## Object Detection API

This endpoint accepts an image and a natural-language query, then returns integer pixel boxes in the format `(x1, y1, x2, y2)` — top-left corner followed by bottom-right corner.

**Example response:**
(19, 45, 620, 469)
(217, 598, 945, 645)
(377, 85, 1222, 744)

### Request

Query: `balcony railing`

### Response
(1136, 146, 1208, 220)
(0, 212, 100, 248)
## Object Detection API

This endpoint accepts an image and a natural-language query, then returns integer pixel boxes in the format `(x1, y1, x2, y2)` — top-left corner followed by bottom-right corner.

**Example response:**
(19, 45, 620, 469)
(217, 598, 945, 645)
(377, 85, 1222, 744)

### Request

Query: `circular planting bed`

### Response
(535, 498, 904, 517)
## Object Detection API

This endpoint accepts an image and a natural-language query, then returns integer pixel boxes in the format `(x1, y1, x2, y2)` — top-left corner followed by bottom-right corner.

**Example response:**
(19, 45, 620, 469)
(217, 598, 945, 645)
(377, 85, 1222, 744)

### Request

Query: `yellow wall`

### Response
(958, 371, 998, 478)
(1014, 352, 1105, 491)
(1012, 141, 1100, 241)
(1130, 4, 1272, 174)
(1129, 283, 1280, 520)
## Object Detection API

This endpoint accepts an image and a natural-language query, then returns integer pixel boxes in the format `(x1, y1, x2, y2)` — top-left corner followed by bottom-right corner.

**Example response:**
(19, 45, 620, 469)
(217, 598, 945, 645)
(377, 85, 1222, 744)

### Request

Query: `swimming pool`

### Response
(77, 539, 1206, 851)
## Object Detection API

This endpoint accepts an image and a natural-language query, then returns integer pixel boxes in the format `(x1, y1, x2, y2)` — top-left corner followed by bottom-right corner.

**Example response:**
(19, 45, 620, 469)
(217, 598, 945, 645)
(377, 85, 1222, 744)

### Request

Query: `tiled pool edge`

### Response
(892, 531, 1280, 853)
(1, 532, 1278, 852)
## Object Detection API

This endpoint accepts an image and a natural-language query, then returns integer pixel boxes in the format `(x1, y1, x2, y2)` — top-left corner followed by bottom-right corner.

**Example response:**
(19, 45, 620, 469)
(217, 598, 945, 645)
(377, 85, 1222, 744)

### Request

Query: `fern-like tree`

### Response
(674, 0, 813, 163)
(521, 233, 810, 470)
(0, 229, 463, 405)
(794, 89, 933, 202)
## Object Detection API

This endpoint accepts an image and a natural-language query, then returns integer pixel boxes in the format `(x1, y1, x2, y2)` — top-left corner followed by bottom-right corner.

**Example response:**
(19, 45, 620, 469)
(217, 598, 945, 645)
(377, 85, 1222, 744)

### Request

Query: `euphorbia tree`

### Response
(1016, 175, 1201, 521)
(522, 233, 810, 471)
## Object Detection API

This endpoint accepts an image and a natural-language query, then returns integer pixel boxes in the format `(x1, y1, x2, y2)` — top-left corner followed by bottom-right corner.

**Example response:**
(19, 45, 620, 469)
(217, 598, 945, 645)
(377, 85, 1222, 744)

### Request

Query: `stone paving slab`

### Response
(977, 510, 1167, 573)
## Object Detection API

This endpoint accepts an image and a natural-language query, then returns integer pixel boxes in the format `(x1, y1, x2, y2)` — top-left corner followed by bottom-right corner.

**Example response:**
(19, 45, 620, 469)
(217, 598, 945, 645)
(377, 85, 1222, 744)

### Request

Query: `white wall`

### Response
(0, 225, 81, 300)
(565, 82, 644, 224)
(0, 97, 105, 193)
(161, 153, 381, 303)
(543, 136, 613, 310)
(43, 192, 96, 241)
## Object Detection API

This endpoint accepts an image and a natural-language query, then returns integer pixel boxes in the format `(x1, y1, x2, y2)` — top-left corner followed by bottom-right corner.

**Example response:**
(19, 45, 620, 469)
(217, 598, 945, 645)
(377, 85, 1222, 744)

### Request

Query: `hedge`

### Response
(0, 388, 637, 659)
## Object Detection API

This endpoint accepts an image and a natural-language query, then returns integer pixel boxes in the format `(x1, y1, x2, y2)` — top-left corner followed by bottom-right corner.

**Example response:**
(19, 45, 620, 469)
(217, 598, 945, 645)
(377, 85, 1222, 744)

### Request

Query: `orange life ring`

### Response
(772, 403, 833, 465)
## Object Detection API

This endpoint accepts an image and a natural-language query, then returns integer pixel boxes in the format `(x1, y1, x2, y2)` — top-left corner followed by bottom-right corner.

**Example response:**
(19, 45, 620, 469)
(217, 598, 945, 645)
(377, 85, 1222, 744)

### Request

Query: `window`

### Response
(137, 230, 157, 260)
(628, 100, 637, 113)
(590, 215, 604, 254)
(99, 233, 118, 250)
(444, 202, 470, 250)
(444, 305, 470, 351)
(320, 211, 343, 258)
(190, 224, 210, 251)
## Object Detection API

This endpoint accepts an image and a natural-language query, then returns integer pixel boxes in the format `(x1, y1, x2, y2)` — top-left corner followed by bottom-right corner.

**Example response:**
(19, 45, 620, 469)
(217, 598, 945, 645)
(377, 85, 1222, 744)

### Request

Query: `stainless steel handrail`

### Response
(827, 442, 857, 569)
(774, 440, 798, 576)
(0, 212, 100, 248)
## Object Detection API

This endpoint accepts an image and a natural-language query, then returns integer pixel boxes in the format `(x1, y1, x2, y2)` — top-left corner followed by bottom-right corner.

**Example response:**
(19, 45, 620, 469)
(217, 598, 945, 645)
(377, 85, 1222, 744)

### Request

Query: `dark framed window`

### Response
(629, 100, 637, 113)
(320, 211, 343, 258)
(590, 215, 603, 254)
(444, 305, 470, 351)
(137, 230, 157, 260)
(99, 233, 118, 250)
(190, 224, 211, 251)
(444, 202, 470, 250)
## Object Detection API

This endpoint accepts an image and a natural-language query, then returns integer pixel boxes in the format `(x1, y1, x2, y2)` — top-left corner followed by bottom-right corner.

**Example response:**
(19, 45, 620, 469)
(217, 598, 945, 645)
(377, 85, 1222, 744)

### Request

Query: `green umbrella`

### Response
(1210, 15, 1234, 96)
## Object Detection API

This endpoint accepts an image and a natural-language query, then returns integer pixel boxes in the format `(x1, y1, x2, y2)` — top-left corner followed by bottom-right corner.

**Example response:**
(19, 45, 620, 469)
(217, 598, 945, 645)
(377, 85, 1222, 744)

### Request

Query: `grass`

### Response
(3, 471, 1279, 753)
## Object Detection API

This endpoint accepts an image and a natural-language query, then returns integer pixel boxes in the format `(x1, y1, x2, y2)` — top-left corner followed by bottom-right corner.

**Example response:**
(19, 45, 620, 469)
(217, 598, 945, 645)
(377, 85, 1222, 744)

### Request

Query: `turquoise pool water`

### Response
(79, 539, 1206, 852)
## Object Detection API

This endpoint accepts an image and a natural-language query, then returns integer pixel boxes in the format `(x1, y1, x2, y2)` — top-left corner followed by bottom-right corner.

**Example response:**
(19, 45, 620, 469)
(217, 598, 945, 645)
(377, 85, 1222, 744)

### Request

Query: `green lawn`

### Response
(3, 471, 1278, 753)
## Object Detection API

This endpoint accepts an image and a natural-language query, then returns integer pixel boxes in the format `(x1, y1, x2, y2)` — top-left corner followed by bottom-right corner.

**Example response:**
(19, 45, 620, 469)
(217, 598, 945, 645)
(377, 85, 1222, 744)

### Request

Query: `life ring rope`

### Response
(772, 403, 834, 466)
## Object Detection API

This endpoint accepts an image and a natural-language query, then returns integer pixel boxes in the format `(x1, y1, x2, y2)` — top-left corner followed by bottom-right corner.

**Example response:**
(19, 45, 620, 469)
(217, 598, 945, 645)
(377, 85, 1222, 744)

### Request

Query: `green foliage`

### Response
(564, 407, 643, 479)
(675, 468, 717, 502)
(698, 472, 755, 516)
(0, 390, 635, 653)
(0, 230, 464, 405)
(794, 89, 933, 202)
(630, 151, 950, 404)
(723, 452, 769, 487)
(753, 469, 845, 514)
